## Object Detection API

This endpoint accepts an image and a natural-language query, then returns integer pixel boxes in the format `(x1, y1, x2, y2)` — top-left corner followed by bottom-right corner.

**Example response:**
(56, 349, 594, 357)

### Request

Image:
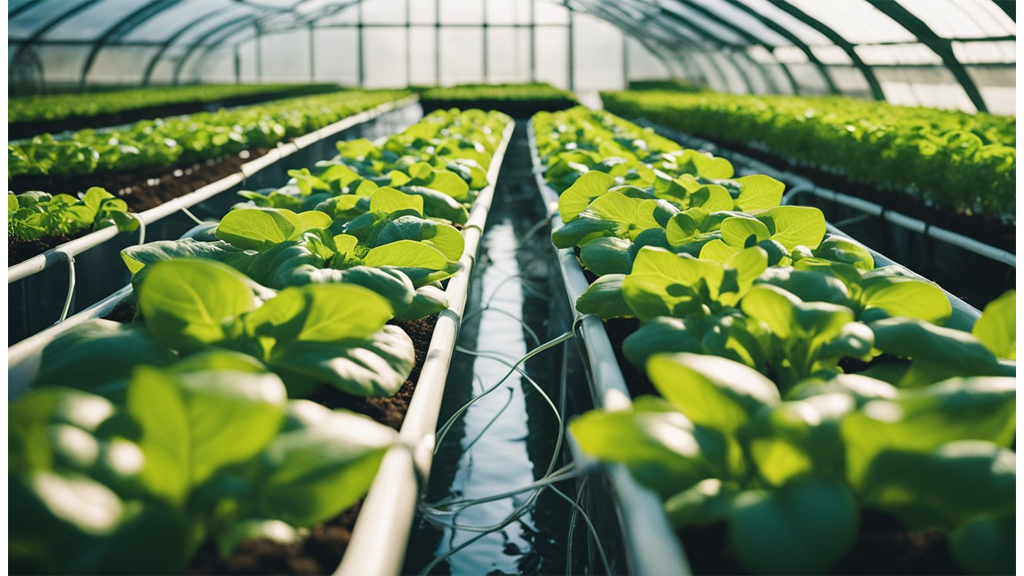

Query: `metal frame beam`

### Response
(767, 0, 885, 100)
(10, 0, 105, 70)
(140, 6, 236, 85)
(78, 0, 176, 90)
(866, 0, 988, 112)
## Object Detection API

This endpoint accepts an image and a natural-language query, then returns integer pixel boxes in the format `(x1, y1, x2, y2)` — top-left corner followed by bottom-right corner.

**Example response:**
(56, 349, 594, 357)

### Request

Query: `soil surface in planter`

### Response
(679, 509, 964, 575)
(9, 230, 89, 266)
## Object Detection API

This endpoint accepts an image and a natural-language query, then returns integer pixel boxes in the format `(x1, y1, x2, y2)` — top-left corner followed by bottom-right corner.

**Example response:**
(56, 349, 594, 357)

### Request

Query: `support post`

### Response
(405, 0, 412, 86)
(529, 0, 536, 82)
(482, 0, 488, 82)
(255, 26, 263, 83)
(356, 1, 364, 86)
(308, 23, 315, 81)
(566, 7, 575, 91)
(622, 34, 629, 89)
(234, 46, 241, 84)
(435, 0, 441, 85)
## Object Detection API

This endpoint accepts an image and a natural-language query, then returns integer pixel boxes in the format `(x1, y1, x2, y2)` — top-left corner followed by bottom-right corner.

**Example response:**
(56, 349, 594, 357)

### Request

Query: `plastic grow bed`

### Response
(525, 121, 985, 576)
(8, 95, 420, 345)
(7, 118, 515, 576)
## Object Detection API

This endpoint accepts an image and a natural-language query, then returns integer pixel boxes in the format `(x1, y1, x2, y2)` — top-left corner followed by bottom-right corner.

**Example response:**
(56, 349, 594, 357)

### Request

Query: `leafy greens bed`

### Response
(9, 83, 341, 126)
(420, 83, 577, 103)
(601, 90, 1016, 219)
(532, 107, 1016, 575)
(10, 108, 512, 574)
(8, 186, 139, 241)
(8, 89, 409, 180)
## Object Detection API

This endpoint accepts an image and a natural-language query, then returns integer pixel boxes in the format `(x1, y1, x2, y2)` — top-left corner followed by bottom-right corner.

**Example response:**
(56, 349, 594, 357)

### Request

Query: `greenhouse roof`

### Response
(8, 0, 1016, 113)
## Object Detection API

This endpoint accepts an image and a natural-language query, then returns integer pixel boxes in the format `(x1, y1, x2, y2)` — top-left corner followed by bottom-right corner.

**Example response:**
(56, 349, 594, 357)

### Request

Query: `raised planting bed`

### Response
(419, 83, 578, 118)
(9, 108, 515, 576)
(529, 107, 1016, 576)
(9, 83, 343, 140)
(600, 90, 1016, 250)
(8, 96, 420, 345)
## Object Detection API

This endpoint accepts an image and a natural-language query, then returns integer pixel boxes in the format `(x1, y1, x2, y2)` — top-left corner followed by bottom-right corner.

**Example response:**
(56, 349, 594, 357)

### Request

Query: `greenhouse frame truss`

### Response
(7, 0, 1017, 112)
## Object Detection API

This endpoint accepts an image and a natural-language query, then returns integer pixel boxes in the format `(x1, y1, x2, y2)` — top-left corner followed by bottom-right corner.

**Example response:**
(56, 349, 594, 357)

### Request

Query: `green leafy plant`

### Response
(8, 188, 138, 241)
(11, 352, 396, 574)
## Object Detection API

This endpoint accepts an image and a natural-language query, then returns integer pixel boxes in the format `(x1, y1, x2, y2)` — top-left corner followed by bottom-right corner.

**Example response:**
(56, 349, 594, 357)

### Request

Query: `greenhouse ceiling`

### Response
(7, 0, 1016, 113)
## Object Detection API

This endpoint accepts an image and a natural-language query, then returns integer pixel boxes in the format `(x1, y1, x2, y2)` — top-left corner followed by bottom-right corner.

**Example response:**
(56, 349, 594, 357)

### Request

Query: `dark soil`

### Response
(678, 509, 964, 575)
(602, 317, 657, 399)
(9, 148, 269, 212)
(185, 314, 439, 575)
(307, 315, 438, 431)
(420, 98, 577, 119)
(686, 130, 1015, 253)
(102, 300, 138, 324)
(8, 230, 88, 266)
(185, 502, 364, 576)
(9, 87, 339, 140)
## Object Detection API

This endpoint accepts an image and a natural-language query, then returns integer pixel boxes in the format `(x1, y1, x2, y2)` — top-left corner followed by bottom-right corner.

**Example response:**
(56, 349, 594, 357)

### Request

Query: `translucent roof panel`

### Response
(171, 7, 261, 47)
(43, 0, 148, 41)
(786, 0, 916, 44)
(900, 0, 1015, 39)
(953, 40, 1016, 63)
(689, 0, 791, 46)
(9, 0, 96, 40)
(856, 43, 944, 66)
(732, 0, 833, 46)
(122, 2, 241, 43)
(660, 3, 747, 46)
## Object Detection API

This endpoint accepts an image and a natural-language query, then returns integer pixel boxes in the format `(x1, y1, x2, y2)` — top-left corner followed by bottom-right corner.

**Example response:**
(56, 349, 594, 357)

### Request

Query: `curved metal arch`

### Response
(140, 5, 239, 85)
(78, 0, 178, 89)
(172, 14, 264, 84)
(865, 0, 988, 112)
(9, 0, 41, 20)
(993, 0, 1014, 21)
(10, 0, 105, 68)
(672, 0, 798, 95)
(652, 5, 760, 94)
(720, 0, 838, 95)
(589, 0, 735, 89)
(766, 0, 885, 100)
(186, 0, 361, 83)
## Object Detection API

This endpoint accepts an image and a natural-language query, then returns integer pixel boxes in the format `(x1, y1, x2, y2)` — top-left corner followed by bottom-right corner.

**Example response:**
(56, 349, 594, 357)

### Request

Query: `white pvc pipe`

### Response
(8, 96, 420, 284)
(336, 120, 515, 576)
(527, 122, 692, 576)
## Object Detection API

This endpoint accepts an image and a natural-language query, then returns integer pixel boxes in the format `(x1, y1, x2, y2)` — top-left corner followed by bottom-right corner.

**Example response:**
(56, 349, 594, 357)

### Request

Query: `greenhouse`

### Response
(6, 0, 1017, 575)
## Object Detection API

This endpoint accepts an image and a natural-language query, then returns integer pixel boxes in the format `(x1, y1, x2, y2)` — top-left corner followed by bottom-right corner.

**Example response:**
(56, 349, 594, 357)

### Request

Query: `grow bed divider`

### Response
(335, 119, 515, 576)
(8, 95, 420, 285)
(525, 117, 987, 575)
(527, 122, 693, 576)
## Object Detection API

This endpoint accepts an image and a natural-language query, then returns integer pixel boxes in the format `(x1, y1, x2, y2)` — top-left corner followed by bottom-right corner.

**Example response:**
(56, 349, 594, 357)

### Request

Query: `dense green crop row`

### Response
(420, 82, 577, 103)
(8, 89, 411, 180)
(8, 187, 138, 241)
(10, 108, 512, 574)
(601, 91, 1016, 217)
(627, 79, 703, 92)
(9, 83, 340, 124)
(533, 107, 1016, 575)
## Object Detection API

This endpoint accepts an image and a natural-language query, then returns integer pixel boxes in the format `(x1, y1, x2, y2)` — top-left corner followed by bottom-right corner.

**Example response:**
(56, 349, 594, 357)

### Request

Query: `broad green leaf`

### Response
(579, 236, 634, 275)
(576, 274, 630, 319)
(363, 239, 458, 286)
(258, 404, 396, 526)
(665, 478, 738, 528)
(623, 247, 725, 320)
(728, 476, 859, 575)
(720, 216, 771, 247)
(647, 352, 780, 434)
(860, 441, 1015, 529)
(136, 259, 257, 353)
(868, 317, 1005, 383)
(396, 285, 448, 321)
(269, 324, 415, 396)
(841, 376, 1016, 489)
(369, 187, 424, 216)
(972, 290, 1015, 360)
(734, 175, 784, 212)
(34, 321, 176, 393)
(375, 215, 464, 261)
(558, 170, 616, 222)
(859, 275, 951, 324)
(814, 237, 874, 271)
(217, 208, 305, 251)
(951, 516, 1015, 575)
(756, 206, 827, 250)
(569, 397, 743, 498)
